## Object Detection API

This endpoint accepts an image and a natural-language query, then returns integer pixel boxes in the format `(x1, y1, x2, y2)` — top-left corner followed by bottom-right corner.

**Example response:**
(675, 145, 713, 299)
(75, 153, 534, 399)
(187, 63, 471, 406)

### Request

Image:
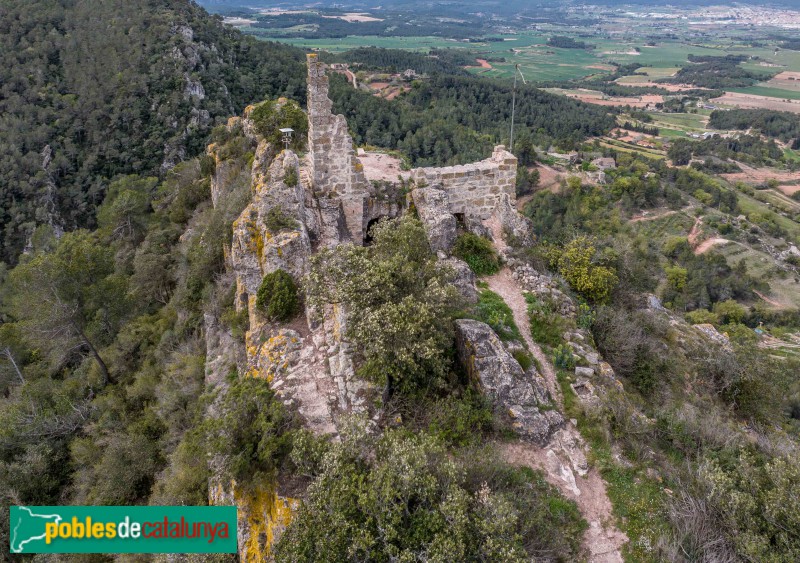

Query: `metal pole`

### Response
(510, 69, 517, 152)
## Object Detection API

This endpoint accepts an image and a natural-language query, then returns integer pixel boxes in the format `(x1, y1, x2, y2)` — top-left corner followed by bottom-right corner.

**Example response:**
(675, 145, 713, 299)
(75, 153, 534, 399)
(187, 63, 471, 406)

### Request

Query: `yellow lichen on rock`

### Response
(237, 485, 298, 563)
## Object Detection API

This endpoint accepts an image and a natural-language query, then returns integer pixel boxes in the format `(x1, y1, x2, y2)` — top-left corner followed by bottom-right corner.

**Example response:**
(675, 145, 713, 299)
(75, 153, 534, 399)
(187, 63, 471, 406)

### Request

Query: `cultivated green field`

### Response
(728, 86, 800, 101)
(649, 112, 709, 133)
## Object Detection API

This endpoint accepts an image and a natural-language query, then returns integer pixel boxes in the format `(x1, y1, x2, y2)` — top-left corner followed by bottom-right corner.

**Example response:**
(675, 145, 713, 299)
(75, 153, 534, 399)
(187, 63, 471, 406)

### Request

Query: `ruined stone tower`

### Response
(307, 54, 369, 242)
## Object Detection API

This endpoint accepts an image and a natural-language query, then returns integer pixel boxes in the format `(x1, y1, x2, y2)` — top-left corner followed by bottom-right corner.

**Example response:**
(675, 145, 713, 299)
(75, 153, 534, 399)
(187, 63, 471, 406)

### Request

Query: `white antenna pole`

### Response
(509, 64, 527, 153)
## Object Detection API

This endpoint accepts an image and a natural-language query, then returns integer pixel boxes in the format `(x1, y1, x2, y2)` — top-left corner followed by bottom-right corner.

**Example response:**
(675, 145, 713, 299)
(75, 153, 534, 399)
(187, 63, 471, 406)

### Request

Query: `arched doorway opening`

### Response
(364, 216, 388, 245)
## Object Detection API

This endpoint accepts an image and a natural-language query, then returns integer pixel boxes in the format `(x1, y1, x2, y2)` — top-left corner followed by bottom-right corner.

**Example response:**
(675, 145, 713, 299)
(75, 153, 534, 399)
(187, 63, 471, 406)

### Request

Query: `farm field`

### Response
(543, 88, 664, 108)
(616, 67, 679, 84)
(599, 139, 665, 160)
(727, 86, 800, 101)
(649, 112, 709, 133)
(712, 92, 800, 114)
(761, 71, 800, 93)
(721, 164, 800, 191)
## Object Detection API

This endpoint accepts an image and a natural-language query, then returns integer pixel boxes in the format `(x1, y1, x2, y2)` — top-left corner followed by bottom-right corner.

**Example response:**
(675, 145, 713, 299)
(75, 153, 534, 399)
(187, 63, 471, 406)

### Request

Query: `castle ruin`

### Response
(207, 55, 539, 561)
(304, 53, 518, 246)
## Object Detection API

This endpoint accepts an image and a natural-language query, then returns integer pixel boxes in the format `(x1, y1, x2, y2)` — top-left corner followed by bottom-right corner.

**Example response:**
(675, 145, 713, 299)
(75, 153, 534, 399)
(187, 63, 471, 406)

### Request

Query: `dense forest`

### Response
(547, 35, 592, 49)
(4, 1, 800, 562)
(0, 0, 305, 263)
(709, 108, 800, 142)
(0, 1, 619, 265)
(330, 74, 616, 165)
(661, 55, 773, 89)
(248, 11, 486, 40)
(668, 134, 785, 167)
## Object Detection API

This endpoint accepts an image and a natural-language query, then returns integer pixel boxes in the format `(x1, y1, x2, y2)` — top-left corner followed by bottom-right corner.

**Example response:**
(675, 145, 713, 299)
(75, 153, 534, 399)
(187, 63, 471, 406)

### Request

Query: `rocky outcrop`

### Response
(231, 148, 312, 314)
(455, 319, 564, 445)
(209, 480, 296, 563)
(411, 186, 457, 253)
(440, 257, 477, 303)
(492, 193, 534, 246)
(511, 264, 576, 317)
(203, 310, 241, 388)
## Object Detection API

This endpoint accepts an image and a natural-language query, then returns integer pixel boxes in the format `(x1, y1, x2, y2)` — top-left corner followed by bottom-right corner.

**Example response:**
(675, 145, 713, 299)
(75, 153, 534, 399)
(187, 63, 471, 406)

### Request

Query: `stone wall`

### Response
(410, 146, 518, 219)
(306, 54, 369, 242)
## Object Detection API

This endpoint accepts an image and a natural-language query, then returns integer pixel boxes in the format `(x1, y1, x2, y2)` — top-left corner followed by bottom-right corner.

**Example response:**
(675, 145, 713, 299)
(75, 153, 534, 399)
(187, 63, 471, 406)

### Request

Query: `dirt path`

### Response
(630, 209, 677, 223)
(483, 268, 626, 561)
(687, 216, 702, 247)
(694, 237, 729, 255)
(485, 268, 561, 406)
(755, 289, 787, 309)
(502, 442, 627, 563)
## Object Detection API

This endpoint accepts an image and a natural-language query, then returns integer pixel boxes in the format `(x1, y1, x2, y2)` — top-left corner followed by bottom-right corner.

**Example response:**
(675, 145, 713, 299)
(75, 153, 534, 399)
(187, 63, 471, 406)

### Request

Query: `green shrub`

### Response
(577, 303, 595, 330)
(685, 309, 719, 325)
(284, 167, 298, 187)
(204, 376, 297, 489)
(513, 350, 533, 371)
(556, 235, 618, 303)
(250, 99, 308, 151)
(275, 425, 586, 562)
(256, 269, 301, 322)
(221, 306, 250, 340)
(701, 450, 800, 563)
(427, 393, 494, 447)
(475, 289, 521, 341)
(453, 232, 501, 276)
(265, 206, 298, 233)
(712, 299, 747, 325)
(526, 293, 564, 347)
(553, 344, 575, 370)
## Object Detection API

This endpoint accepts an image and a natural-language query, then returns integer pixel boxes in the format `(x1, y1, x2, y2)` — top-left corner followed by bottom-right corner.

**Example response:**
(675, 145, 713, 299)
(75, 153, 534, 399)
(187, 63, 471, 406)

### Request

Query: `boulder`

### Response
(455, 319, 564, 445)
(646, 294, 666, 312)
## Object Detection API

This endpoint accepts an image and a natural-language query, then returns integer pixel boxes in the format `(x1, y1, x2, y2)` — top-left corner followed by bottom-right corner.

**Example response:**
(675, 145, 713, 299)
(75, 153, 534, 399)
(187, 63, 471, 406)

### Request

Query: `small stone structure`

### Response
(410, 146, 518, 219)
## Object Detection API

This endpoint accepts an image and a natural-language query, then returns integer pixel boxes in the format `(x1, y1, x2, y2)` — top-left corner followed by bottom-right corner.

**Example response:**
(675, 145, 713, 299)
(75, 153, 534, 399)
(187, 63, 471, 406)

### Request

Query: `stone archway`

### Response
(364, 216, 389, 245)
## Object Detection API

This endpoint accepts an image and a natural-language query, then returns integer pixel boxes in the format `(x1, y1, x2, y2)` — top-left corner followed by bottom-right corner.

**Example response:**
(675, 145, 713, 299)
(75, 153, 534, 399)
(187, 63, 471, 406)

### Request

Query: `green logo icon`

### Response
(9, 506, 237, 554)
(10, 506, 63, 553)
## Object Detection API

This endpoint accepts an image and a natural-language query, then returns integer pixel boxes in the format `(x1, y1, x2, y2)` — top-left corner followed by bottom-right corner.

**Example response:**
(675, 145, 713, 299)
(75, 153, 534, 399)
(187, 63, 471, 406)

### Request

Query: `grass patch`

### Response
(513, 350, 533, 370)
(728, 85, 800, 101)
(475, 289, 521, 342)
(453, 232, 501, 276)
(525, 293, 566, 347)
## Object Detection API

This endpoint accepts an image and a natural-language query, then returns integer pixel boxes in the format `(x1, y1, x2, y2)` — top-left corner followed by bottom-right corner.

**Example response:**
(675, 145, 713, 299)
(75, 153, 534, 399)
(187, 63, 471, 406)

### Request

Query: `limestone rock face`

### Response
(203, 311, 241, 388)
(411, 186, 457, 253)
(492, 193, 534, 246)
(440, 257, 477, 304)
(455, 319, 564, 445)
(231, 148, 311, 308)
(512, 264, 576, 317)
